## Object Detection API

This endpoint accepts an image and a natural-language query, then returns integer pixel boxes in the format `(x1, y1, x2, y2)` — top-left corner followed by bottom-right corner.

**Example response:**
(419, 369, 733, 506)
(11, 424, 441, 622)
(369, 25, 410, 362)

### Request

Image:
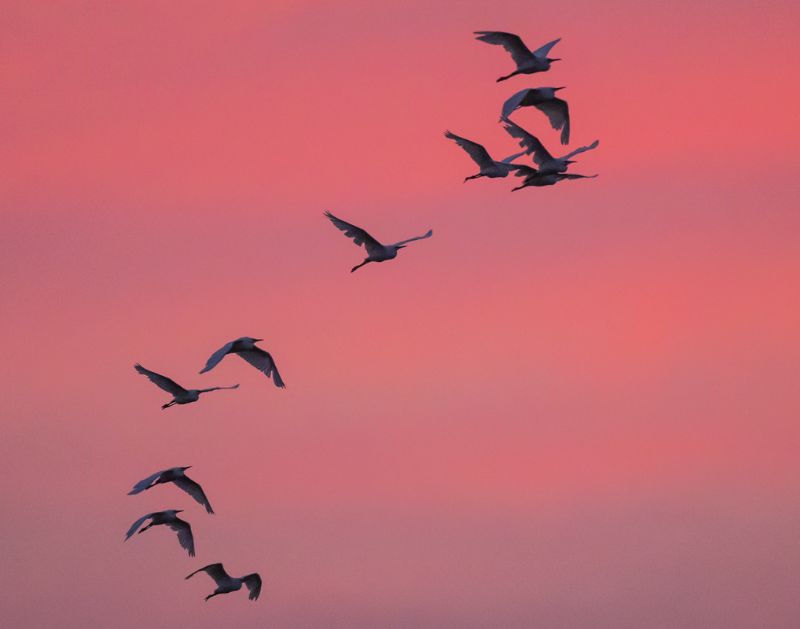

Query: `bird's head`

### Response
(240, 336, 263, 344)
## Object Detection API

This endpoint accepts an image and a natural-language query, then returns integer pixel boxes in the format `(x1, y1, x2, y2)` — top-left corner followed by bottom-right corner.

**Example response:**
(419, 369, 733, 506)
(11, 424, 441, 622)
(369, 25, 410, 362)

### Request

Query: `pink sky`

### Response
(2, 1, 800, 627)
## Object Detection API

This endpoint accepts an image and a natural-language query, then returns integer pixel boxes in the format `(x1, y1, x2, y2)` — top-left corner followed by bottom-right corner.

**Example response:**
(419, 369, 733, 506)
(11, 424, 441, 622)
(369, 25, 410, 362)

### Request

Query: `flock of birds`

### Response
(122, 29, 599, 606)
(446, 31, 599, 191)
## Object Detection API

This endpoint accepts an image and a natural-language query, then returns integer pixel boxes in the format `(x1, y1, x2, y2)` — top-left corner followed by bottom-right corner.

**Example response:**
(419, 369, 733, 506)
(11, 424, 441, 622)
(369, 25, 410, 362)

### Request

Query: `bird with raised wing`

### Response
(474, 31, 561, 82)
(134, 363, 239, 409)
(186, 563, 262, 602)
(510, 165, 597, 191)
(324, 210, 432, 273)
(501, 87, 570, 145)
(124, 509, 195, 557)
(502, 118, 598, 174)
(199, 337, 285, 388)
(444, 130, 525, 182)
(128, 467, 214, 514)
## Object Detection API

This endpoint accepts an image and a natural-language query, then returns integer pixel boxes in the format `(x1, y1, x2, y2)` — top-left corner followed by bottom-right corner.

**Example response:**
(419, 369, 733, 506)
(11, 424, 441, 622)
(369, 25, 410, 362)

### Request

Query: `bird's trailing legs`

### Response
(161, 400, 176, 410)
(464, 174, 483, 183)
(496, 71, 520, 82)
(205, 592, 222, 602)
(351, 260, 371, 273)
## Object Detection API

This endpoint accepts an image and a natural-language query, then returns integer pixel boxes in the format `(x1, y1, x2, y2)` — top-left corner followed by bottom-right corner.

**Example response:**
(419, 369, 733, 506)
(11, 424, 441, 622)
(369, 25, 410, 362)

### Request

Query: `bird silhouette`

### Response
(134, 363, 239, 409)
(444, 130, 525, 182)
(501, 118, 598, 174)
(124, 510, 195, 557)
(510, 165, 597, 191)
(501, 87, 570, 145)
(325, 210, 432, 273)
(186, 563, 262, 602)
(474, 31, 561, 82)
(128, 467, 214, 514)
(200, 337, 285, 388)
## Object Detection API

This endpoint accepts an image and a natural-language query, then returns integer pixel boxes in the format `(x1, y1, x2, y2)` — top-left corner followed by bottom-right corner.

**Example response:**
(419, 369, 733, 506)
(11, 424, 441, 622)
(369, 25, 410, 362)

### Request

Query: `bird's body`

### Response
(128, 466, 214, 514)
(125, 509, 195, 556)
(474, 31, 561, 82)
(134, 363, 239, 409)
(199, 337, 285, 388)
(510, 165, 597, 191)
(186, 563, 263, 602)
(444, 130, 525, 181)
(324, 210, 432, 273)
(502, 119, 598, 174)
(501, 87, 570, 145)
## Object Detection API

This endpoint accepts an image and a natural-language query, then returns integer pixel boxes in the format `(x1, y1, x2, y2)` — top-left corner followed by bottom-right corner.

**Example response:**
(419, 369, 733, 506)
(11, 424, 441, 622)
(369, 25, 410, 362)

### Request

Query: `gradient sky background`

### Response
(2, 1, 800, 627)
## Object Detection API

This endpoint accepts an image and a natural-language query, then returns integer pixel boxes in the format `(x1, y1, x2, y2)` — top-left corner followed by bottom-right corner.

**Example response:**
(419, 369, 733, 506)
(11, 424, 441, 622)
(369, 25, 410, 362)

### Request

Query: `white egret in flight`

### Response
(502, 118, 598, 174)
(444, 130, 525, 181)
(200, 337, 285, 388)
(474, 31, 561, 82)
(186, 563, 263, 602)
(134, 363, 239, 409)
(128, 467, 214, 514)
(325, 211, 432, 273)
(124, 509, 195, 557)
(501, 87, 570, 145)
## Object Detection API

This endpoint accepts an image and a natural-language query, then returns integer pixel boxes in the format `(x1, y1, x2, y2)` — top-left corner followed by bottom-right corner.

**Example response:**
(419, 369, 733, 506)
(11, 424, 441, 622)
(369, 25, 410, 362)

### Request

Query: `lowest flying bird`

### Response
(324, 210, 432, 273)
(474, 31, 561, 82)
(510, 165, 597, 191)
(134, 363, 239, 409)
(128, 466, 214, 514)
(186, 563, 263, 602)
(444, 130, 525, 182)
(502, 118, 599, 174)
(200, 337, 285, 388)
(501, 87, 571, 145)
(125, 509, 195, 557)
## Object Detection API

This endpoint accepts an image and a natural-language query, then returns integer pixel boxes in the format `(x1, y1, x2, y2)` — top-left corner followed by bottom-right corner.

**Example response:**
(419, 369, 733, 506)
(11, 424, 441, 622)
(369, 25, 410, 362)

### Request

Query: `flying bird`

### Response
(502, 118, 598, 174)
(134, 363, 239, 409)
(125, 509, 195, 557)
(324, 210, 432, 273)
(186, 563, 263, 602)
(501, 88, 570, 145)
(128, 467, 214, 514)
(199, 337, 285, 388)
(444, 130, 525, 182)
(474, 31, 561, 82)
(510, 165, 597, 191)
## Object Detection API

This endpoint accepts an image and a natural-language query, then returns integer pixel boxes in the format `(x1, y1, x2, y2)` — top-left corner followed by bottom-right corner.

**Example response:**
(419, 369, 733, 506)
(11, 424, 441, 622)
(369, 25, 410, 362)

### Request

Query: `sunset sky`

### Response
(2, 1, 800, 627)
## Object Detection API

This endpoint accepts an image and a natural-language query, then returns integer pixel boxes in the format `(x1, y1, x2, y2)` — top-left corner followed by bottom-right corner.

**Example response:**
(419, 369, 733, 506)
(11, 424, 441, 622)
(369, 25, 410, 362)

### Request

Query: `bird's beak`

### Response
(183, 466, 192, 470)
(254, 338, 263, 342)
(550, 58, 561, 62)
(176, 509, 184, 513)
(554, 86, 566, 91)
(397, 245, 406, 249)
(565, 160, 576, 164)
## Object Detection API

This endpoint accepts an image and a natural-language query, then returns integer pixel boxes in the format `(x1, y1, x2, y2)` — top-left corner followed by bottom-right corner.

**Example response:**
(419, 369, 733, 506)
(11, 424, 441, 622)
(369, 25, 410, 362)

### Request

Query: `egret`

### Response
(502, 118, 598, 174)
(125, 510, 195, 557)
(134, 363, 239, 409)
(324, 210, 432, 273)
(128, 467, 214, 514)
(444, 130, 525, 181)
(510, 165, 597, 191)
(200, 337, 285, 388)
(501, 88, 570, 145)
(474, 31, 561, 82)
(186, 563, 263, 602)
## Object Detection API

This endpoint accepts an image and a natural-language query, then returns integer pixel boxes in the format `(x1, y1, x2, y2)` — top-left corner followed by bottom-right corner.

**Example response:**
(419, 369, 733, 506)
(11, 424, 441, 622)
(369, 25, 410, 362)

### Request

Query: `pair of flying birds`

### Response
(446, 31, 599, 190)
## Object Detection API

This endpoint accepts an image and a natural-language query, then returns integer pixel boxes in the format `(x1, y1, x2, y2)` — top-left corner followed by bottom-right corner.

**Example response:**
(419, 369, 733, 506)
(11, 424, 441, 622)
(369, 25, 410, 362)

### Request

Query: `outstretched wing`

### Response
(134, 364, 187, 395)
(168, 518, 195, 557)
(128, 469, 166, 495)
(392, 230, 433, 247)
(532, 37, 561, 58)
(499, 150, 526, 164)
(562, 139, 600, 160)
(535, 98, 570, 145)
(124, 513, 152, 540)
(444, 131, 495, 170)
(324, 211, 384, 255)
(242, 573, 263, 601)
(186, 563, 230, 585)
(199, 341, 234, 374)
(502, 119, 553, 165)
(237, 348, 286, 388)
(500, 89, 531, 121)
(474, 31, 533, 67)
(173, 475, 214, 514)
